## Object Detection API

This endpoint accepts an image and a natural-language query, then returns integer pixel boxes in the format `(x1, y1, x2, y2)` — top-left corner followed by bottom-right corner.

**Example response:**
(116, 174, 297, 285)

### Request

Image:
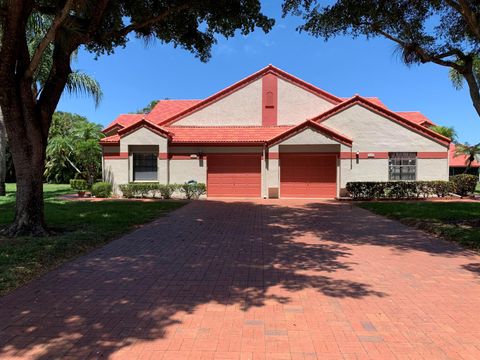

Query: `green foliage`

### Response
(136, 100, 160, 114)
(91, 182, 112, 198)
(450, 174, 478, 196)
(454, 142, 480, 170)
(160, 184, 178, 199)
(346, 181, 455, 199)
(119, 183, 162, 198)
(430, 126, 457, 142)
(283, 1, 480, 116)
(69, 179, 88, 191)
(180, 183, 207, 200)
(0, 184, 184, 295)
(45, 112, 103, 184)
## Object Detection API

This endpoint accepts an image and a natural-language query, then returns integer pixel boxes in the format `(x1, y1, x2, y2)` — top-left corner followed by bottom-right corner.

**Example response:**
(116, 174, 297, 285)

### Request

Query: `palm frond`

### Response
(66, 71, 103, 108)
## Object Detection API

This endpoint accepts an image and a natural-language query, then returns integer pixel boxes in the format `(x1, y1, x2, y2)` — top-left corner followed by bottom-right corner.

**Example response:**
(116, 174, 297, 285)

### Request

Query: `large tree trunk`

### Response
(0, 110, 6, 196)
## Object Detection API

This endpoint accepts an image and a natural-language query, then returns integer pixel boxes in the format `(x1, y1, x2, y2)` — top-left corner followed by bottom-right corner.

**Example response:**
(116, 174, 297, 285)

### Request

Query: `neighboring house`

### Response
(449, 143, 480, 177)
(101, 65, 451, 198)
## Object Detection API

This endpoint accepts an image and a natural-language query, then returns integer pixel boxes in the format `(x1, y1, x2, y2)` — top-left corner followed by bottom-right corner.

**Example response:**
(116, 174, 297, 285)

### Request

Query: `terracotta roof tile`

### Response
(449, 143, 480, 167)
(166, 126, 294, 144)
(396, 111, 435, 126)
(147, 100, 202, 123)
(100, 134, 120, 144)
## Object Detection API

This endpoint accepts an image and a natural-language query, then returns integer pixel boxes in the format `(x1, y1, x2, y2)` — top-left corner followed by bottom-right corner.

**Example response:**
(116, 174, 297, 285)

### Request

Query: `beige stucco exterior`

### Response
(322, 104, 447, 152)
(277, 79, 335, 125)
(174, 79, 263, 126)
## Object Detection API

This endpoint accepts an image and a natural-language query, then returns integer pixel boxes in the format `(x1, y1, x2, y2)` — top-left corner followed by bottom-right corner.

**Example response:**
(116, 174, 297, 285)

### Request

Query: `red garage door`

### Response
(207, 154, 261, 197)
(280, 154, 337, 198)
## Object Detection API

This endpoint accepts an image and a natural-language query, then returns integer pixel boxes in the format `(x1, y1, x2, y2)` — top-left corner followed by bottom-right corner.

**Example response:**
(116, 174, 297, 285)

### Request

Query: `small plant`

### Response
(450, 174, 478, 196)
(69, 179, 88, 197)
(91, 182, 112, 198)
(180, 182, 206, 200)
(159, 184, 178, 199)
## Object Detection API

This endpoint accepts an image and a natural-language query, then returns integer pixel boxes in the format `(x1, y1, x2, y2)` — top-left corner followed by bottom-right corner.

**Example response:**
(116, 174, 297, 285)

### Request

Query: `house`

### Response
(449, 143, 480, 178)
(100, 65, 451, 198)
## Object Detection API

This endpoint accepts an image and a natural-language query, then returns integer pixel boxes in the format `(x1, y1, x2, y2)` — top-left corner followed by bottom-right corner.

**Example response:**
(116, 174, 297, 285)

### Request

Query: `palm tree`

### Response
(430, 125, 458, 143)
(455, 142, 480, 173)
(0, 16, 102, 196)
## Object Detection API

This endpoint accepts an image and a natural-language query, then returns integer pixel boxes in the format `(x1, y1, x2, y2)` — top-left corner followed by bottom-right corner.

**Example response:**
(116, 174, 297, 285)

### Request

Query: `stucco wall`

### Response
(104, 158, 128, 194)
(277, 78, 336, 125)
(340, 159, 389, 189)
(174, 79, 263, 126)
(120, 127, 168, 153)
(169, 159, 207, 184)
(269, 128, 343, 152)
(417, 158, 449, 180)
(322, 104, 447, 152)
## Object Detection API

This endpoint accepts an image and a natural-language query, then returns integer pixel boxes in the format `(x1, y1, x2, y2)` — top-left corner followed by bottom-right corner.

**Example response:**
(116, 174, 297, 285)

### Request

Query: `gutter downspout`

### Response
(263, 143, 267, 199)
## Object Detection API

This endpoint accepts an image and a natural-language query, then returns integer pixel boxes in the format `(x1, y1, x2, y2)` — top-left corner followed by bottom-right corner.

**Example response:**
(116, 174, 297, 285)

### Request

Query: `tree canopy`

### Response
(430, 125, 458, 143)
(283, 0, 480, 119)
(44, 112, 103, 184)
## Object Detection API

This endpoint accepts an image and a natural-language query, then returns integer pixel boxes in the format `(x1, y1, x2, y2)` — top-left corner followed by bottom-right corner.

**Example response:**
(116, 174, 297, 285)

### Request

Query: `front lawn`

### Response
(0, 184, 185, 295)
(358, 202, 480, 251)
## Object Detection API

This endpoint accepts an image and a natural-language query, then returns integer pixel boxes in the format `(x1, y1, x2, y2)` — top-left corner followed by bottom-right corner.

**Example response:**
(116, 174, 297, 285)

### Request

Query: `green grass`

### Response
(0, 184, 185, 295)
(358, 202, 480, 250)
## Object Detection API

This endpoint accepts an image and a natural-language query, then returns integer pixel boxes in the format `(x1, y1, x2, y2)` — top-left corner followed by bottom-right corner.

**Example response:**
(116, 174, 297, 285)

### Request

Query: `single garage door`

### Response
(207, 154, 261, 197)
(280, 153, 337, 198)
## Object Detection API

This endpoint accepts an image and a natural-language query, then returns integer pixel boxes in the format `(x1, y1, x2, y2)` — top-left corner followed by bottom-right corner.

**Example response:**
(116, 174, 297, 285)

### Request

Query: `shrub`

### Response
(69, 179, 88, 191)
(119, 183, 160, 198)
(159, 184, 178, 199)
(91, 182, 112, 198)
(450, 174, 478, 196)
(180, 183, 206, 199)
(346, 180, 455, 199)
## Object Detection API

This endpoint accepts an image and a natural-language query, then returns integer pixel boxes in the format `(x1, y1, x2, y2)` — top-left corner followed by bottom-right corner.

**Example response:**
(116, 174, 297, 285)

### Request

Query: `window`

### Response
(389, 152, 416, 181)
(133, 153, 158, 181)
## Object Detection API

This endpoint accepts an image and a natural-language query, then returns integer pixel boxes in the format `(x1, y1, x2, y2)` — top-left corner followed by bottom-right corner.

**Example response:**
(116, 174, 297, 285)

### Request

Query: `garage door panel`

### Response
(207, 155, 261, 197)
(280, 154, 337, 198)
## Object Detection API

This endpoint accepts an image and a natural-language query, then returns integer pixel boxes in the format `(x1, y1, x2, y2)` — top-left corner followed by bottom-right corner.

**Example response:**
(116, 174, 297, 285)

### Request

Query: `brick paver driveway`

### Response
(1, 200, 480, 360)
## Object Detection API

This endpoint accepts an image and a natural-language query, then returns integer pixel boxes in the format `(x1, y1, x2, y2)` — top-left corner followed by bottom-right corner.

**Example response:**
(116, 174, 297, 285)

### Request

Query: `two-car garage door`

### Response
(206, 153, 337, 198)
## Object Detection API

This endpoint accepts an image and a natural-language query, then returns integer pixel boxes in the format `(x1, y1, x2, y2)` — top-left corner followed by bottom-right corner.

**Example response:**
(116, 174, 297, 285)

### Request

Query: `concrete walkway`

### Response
(1, 200, 480, 360)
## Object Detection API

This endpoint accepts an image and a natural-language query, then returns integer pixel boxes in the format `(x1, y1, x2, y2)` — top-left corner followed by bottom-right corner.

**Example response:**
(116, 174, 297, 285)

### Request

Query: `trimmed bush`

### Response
(119, 183, 160, 198)
(159, 184, 178, 199)
(69, 179, 88, 191)
(346, 181, 455, 199)
(450, 174, 478, 196)
(180, 183, 206, 200)
(91, 182, 112, 198)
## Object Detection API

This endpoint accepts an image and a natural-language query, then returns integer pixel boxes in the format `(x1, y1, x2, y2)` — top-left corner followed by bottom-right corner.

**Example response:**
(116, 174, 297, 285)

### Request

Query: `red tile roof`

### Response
(165, 126, 294, 144)
(147, 100, 202, 124)
(102, 114, 144, 133)
(100, 134, 120, 144)
(449, 143, 480, 167)
(396, 111, 435, 126)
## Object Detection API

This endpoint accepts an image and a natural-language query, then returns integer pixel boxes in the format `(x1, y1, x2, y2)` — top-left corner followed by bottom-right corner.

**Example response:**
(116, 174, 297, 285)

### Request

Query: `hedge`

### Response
(346, 181, 455, 199)
(450, 174, 478, 196)
(91, 182, 112, 198)
(69, 179, 88, 191)
(119, 183, 206, 200)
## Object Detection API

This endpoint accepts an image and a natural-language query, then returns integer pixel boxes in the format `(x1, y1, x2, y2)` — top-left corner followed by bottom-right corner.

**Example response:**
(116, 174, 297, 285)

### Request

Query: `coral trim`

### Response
(417, 152, 448, 159)
(340, 152, 389, 159)
(103, 152, 128, 160)
(117, 119, 171, 139)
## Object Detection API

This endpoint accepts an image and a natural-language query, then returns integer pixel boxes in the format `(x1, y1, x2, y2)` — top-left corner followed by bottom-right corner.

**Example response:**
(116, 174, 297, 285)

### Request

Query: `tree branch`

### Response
(23, 0, 75, 81)
(444, 0, 480, 40)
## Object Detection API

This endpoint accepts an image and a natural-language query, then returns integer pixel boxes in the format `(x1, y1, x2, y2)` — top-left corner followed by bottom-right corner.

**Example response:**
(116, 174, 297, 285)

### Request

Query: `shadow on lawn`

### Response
(0, 199, 471, 359)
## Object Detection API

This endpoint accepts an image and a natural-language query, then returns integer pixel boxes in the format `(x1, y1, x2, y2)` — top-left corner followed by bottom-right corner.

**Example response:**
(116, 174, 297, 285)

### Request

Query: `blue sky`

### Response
(57, 2, 480, 144)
